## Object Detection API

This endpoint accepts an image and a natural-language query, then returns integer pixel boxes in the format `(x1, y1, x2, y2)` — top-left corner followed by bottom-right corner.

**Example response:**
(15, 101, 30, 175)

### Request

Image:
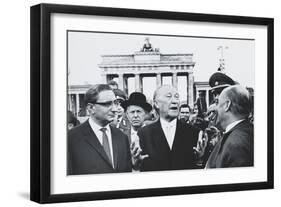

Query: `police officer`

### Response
(194, 71, 236, 167)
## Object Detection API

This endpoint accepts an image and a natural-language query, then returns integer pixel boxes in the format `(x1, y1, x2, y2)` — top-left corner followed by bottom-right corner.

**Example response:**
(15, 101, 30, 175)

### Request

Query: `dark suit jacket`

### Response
(206, 120, 254, 168)
(122, 127, 132, 145)
(67, 120, 132, 175)
(138, 119, 200, 172)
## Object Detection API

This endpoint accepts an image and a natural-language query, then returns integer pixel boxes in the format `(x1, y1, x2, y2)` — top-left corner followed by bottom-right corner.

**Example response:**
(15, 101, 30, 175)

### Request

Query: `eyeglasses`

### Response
(94, 99, 121, 107)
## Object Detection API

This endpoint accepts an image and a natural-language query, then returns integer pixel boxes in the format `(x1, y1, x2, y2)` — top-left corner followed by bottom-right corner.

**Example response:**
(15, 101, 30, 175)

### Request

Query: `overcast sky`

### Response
(68, 31, 254, 100)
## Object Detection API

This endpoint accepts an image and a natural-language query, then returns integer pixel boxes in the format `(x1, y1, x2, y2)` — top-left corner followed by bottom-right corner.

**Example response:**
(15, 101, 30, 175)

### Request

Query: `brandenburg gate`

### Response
(98, 39, 196, 107)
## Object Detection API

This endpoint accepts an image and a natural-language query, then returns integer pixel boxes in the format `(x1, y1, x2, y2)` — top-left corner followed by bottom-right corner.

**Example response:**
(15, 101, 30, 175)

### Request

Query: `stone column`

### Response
(139, 75, 143, 93)
(135, 74, 141, 92)
(188, 72, 194, 108)
(75, 93, 80, 116)
(156, 73, 162, 88)
(172, 72, 178, 89)
(123, 76, 129, 95)
(118, 74, 124, 91)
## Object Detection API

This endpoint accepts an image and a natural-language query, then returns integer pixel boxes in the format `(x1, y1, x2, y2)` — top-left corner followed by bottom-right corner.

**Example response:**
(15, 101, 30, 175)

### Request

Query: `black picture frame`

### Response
(30, 3, 274, 204)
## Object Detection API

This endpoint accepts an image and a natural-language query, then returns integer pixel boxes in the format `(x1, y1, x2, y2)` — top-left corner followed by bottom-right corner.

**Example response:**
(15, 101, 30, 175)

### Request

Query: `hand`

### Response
(208, 126, 220, 146)
(130, 138, 149, 170)
(193, 130, 209, 158)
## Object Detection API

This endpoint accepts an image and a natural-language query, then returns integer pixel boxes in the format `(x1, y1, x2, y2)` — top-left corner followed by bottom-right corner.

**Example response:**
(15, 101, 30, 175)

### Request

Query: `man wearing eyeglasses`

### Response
(67, 84, 132, 175)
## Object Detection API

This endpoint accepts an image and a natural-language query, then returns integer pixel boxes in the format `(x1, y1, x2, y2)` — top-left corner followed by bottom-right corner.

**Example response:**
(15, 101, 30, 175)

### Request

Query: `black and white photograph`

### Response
(29, 3, 273, 203)
(67, 32, 255, 175)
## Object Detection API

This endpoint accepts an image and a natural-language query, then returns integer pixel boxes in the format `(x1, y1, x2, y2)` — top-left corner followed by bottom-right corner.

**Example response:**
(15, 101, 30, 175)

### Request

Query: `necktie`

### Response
(100, 128, 113, 167)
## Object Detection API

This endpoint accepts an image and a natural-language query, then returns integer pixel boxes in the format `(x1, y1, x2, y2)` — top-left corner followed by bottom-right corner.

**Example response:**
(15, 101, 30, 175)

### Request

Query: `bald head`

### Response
(216, 85, 252, 130)
(220, 85, 252, 118)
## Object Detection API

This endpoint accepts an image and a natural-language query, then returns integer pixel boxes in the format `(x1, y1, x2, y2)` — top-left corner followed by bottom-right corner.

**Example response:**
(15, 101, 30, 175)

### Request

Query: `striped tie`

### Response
(100, 128, 113, 167)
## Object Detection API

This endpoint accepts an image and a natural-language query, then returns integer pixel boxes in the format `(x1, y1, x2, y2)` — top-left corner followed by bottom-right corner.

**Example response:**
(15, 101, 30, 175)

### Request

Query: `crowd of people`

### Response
(67, 72, 254, 175)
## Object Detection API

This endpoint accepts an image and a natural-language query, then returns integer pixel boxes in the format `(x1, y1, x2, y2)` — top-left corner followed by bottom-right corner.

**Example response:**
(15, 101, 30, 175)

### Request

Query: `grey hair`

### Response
(153, 85, 176, 101)
(222, 85, 252, 118)
(153, 86, 162, 102)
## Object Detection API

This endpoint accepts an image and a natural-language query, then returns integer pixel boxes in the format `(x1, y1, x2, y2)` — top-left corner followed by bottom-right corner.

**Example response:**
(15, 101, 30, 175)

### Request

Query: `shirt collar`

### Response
(88, 118, 110, 133)
(160, 118, 177, 128)
(131, 127, 138, 134)
(225, 119, 244, 134)
(88, 118, 114, 168)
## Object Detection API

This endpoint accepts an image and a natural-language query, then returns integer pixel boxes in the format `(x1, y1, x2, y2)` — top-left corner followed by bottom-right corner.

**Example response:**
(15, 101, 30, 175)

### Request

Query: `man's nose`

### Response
(171, 96, 179, 103)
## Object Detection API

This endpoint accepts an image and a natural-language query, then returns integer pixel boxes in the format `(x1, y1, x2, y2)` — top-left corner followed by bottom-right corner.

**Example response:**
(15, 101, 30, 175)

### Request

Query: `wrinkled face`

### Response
(88, 90, 117, 126)
(155, 86, 180, 121)
(179, 107, 190, 121)
(126, 105, 146, 129)
(206, 102, 218, 127)
(205, 92, 221, 127)
(215, 92, 228, 130)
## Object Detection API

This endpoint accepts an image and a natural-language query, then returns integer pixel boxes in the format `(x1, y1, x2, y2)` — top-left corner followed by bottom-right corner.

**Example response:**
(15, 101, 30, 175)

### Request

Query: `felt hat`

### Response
(121, 92, 152, 112)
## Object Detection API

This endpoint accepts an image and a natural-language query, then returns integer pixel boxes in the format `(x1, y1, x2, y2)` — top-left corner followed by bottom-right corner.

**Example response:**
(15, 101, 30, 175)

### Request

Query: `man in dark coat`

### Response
(121, 92, 152, 170)
(121, 92, 152, 145)
(205, 85, 253, 168)
(193, 71, 236, 167)
(137, 85, 200, 172)
(67, 84, 132, 175)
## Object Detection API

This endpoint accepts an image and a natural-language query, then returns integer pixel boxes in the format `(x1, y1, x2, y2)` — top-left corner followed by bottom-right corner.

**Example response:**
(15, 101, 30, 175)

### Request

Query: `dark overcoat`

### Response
(138, 120, 199, 172)
(67, 120, 132, 175)
(206, 120, 254, 168)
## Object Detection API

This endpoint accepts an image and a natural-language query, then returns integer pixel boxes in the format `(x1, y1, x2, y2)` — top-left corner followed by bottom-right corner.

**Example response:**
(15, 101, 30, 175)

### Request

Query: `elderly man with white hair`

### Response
(205, 85, 254, 168)
(136, 85, 200, 172)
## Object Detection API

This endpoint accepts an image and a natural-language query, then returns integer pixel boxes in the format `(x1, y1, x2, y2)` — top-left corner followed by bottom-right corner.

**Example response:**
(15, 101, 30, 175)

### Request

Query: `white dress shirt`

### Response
(88, 118, 114, 168)
(130, 127, 139, 144)
(160, 118, 177, 150)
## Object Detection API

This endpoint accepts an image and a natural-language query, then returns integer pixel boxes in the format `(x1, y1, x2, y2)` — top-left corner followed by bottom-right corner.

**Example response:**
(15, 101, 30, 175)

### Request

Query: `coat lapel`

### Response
(122, 127, 131, 145)
(82, 121, 114, 169)
(220, 120, 248, 149)
(206, 120, 251, 168)
(172, 120, 182, 151)
(153, 120, 171, 153)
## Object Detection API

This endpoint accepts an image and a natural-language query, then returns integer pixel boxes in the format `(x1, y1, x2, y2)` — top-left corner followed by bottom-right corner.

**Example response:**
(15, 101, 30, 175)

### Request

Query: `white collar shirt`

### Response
(88, 118, 114, 168)
(130, 127, 140, 145)
(160, 118, 177, 150)
(225, 119, 245, 134)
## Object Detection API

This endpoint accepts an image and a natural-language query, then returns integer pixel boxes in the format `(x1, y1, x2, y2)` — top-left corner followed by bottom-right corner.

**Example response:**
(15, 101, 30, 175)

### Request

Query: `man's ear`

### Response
(224, 100, 231, 112)
(154, 101, 159, 109)
(86, 103, 95, 114)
